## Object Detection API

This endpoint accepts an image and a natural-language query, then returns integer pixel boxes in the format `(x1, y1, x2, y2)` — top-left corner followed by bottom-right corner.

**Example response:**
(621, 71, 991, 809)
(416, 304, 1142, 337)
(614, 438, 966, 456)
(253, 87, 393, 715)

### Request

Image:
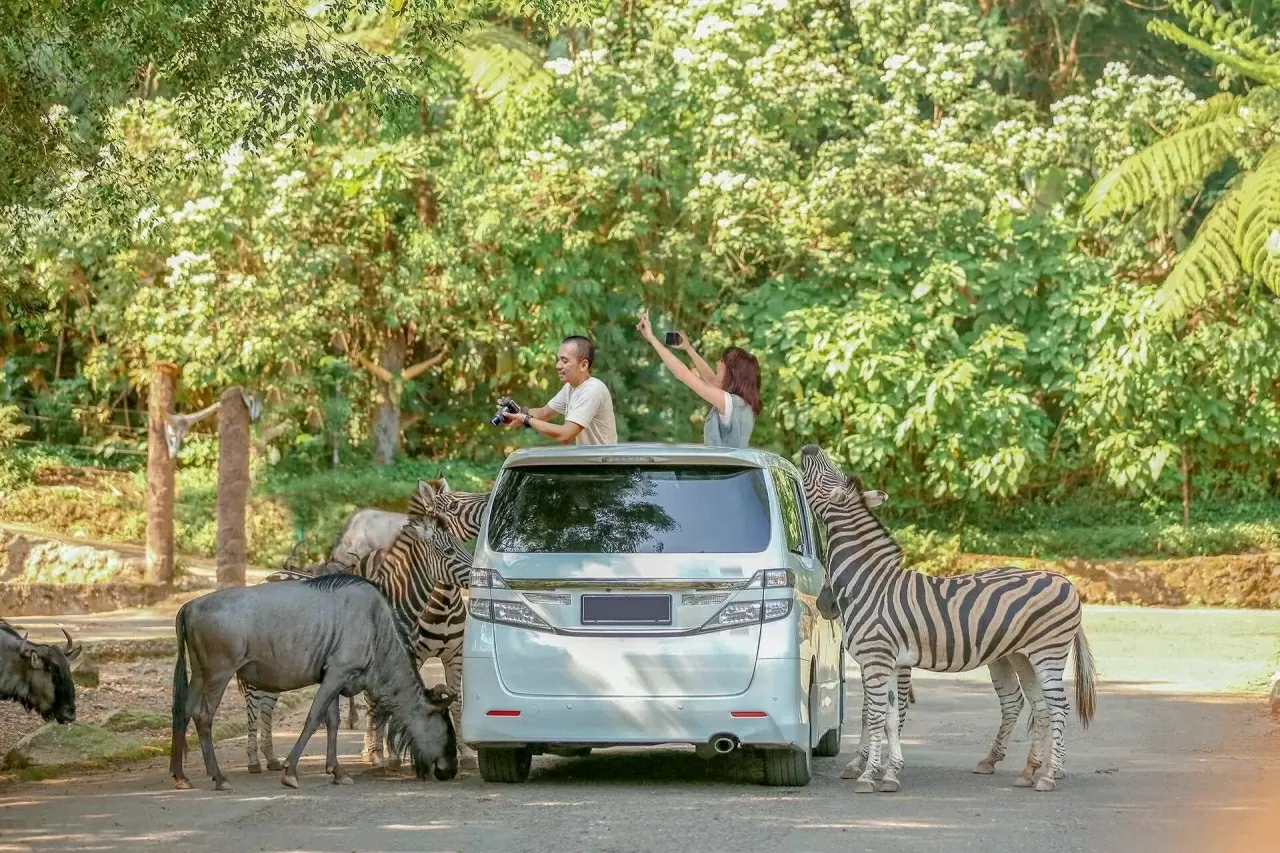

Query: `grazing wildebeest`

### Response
(0, 621, 81, 723)
(237, 561, 347, 774)
(169, 573, 458, 791)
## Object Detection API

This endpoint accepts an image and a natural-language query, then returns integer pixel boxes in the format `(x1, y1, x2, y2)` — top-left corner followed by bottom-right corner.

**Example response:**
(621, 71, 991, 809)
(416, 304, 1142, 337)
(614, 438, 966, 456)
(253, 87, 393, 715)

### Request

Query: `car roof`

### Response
(501, 442, 801, 478)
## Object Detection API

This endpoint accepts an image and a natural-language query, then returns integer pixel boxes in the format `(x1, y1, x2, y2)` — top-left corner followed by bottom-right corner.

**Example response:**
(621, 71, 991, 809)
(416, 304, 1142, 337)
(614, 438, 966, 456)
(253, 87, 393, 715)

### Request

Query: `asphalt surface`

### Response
(3, 608, 1280, 853)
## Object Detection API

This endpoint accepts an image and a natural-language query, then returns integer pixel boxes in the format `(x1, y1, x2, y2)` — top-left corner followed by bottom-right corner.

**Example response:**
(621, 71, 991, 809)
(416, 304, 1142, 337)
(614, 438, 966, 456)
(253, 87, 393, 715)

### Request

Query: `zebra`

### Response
(343, 478, 487, 768)
(343, 511, 475, 768)
(798, 444, 1097, 794)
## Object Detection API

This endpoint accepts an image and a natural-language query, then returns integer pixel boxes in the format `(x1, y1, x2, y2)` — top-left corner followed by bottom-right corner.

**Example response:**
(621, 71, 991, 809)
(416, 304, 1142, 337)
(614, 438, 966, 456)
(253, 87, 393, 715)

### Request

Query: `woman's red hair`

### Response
(721, 347, 762, 415)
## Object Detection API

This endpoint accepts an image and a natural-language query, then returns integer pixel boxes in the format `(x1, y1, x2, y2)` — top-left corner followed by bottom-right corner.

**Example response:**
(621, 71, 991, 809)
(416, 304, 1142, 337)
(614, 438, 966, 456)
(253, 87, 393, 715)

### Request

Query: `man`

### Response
(503, 335, 617, 445)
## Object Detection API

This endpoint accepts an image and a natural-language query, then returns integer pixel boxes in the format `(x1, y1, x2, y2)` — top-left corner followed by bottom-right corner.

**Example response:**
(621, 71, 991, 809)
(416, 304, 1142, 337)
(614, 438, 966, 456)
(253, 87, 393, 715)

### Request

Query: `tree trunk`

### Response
(146, 363, 179, 584)
(216, 387, 250, 588)
(371, 337, 404, 467)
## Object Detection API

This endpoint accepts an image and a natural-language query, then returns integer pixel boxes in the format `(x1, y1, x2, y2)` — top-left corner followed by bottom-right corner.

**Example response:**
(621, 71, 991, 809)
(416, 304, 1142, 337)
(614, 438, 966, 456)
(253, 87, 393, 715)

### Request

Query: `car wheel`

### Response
(761, 744, 812, 787)
(477, 747, 532, 783)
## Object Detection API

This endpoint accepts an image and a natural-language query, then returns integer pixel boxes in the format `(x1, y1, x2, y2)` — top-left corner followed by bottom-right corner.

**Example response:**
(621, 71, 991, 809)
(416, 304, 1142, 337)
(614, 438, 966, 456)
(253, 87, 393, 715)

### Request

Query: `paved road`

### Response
(3, 609, 1280, 853)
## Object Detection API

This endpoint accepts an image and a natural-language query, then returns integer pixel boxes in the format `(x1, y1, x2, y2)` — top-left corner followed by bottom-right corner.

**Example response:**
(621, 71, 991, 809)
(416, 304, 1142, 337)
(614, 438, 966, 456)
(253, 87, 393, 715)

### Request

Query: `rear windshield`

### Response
(486, 464, 772, 554)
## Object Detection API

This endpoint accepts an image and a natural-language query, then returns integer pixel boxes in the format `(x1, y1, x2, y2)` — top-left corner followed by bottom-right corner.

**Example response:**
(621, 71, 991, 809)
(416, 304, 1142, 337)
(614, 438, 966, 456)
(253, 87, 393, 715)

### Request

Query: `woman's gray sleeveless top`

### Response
(703, 393, 755, 448)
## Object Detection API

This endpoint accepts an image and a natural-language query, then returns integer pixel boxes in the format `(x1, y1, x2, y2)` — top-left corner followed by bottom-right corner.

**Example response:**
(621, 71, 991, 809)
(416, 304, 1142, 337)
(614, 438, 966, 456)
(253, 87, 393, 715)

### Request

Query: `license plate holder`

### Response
(580, 594, 672, 625)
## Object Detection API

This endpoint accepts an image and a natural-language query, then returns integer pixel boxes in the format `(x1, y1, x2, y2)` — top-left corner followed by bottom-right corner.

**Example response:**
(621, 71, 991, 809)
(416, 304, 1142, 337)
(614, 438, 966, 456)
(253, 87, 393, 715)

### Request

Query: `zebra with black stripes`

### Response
(799, 445, 1097, 793)
(346, 510, 475, 768)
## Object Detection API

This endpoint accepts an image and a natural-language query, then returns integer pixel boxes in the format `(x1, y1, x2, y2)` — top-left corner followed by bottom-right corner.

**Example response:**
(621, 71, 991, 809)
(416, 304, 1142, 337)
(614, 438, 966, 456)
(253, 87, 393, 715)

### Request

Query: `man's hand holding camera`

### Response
(491, 336, 618, 446)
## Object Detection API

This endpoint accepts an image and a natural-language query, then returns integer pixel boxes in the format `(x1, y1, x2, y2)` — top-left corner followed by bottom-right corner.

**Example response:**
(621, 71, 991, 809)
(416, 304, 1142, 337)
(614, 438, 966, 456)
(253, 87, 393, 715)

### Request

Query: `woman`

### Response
(636, 310, 761, 448)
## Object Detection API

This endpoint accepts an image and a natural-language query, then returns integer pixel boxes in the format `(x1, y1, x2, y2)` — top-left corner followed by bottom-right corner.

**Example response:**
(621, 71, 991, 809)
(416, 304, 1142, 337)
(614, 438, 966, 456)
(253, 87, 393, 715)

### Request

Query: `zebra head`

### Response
(799, 445, 881, 521)
(402, 515, 473, 589)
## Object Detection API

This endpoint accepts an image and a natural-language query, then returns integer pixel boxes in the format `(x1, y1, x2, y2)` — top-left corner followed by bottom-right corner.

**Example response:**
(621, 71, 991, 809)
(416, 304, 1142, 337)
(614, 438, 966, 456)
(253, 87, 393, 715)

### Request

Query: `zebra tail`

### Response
(1073, 625, 1097, 730)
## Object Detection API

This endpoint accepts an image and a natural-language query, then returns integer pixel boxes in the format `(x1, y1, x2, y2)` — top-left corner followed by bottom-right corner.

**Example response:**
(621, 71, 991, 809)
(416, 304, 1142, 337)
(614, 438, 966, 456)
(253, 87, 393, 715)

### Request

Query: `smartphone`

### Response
(665, 332, 682, 346)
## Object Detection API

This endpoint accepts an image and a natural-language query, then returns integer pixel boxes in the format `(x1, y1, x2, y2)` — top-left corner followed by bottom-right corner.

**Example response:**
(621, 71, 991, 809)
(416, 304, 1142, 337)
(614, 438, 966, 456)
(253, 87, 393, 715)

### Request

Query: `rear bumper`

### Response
(461, 655, 808, 749)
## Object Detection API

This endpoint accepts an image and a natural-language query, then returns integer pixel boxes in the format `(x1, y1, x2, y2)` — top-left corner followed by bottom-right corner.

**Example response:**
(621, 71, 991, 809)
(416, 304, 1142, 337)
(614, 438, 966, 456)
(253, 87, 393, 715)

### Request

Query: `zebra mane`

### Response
(303, 572, 373, 592)
(839, 473, 905, 569)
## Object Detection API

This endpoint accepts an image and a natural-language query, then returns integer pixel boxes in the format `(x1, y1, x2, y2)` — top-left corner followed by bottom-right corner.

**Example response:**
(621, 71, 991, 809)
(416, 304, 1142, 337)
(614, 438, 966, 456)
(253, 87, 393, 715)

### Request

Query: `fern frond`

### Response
(1148, 19, 1280, 86)
(1155, 187, 1244, 323)
(1171, 0, 1279, 64)
(449, 24, 552, 105)
(1083, 116, 1245, 222)
(1233, 143, 1280, 294)
(1175, 92, 1243, 132)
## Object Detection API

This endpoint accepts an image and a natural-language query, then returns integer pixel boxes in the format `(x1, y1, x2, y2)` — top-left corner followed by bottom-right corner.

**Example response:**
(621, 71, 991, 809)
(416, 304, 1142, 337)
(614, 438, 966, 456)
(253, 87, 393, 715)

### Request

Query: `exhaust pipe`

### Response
(711, 735, 737, 755)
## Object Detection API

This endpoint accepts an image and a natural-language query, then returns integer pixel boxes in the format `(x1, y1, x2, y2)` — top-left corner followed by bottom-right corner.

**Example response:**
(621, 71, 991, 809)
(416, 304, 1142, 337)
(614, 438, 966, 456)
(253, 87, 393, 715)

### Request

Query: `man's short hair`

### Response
(562, 335, 595, 367)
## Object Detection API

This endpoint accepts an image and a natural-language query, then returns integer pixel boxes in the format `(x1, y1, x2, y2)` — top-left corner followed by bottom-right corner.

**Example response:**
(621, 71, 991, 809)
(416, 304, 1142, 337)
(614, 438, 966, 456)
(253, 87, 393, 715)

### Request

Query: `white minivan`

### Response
(461, 443, 845, 786)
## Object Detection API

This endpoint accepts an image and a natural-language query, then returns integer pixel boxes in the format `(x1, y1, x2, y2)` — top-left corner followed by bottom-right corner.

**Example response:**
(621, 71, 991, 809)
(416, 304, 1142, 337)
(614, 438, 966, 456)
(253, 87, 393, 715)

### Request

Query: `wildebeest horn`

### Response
(18, 632, 31, 653)
(61, 628, 74, 652)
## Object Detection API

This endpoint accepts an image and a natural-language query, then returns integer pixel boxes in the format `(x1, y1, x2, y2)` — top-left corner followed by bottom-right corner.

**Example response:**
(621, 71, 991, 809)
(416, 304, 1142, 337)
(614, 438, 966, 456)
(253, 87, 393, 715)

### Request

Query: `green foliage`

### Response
(5, 0, 1279, 518)
(1084, 0, 1280, 321)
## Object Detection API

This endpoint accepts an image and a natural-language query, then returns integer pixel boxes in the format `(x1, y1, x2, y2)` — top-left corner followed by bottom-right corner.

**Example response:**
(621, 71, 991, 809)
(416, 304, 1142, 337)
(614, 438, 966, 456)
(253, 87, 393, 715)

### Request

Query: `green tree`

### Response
(1083, 0, 1280, 321)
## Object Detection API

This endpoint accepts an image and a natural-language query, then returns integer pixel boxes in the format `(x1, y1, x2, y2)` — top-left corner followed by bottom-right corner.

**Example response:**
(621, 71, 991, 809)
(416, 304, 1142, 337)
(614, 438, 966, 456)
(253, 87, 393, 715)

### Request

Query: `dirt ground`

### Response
(1, 606, 1279, 853)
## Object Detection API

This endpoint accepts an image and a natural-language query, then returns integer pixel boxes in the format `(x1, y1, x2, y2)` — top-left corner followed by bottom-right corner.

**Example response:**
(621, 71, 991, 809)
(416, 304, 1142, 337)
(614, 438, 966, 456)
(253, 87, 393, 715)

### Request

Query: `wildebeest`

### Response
(169, 573, 458, 791)
(0, 621, 81, 724)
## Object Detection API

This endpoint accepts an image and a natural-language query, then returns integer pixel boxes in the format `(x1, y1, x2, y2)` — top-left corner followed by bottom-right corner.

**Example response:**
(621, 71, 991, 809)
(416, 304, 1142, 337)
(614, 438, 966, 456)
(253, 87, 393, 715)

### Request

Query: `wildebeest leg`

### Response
(193, 672, 234, 791)
(325, 696, 353, 785)
(281, 675, 346, 789)
(346, 695, 359, 729)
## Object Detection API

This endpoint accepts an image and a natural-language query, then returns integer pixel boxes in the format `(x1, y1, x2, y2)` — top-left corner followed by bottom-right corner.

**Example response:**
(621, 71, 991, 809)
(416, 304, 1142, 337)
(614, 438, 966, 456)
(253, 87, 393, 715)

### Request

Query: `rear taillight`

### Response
(467, 570, 553, 632)
(762, 569, 794, 588)
(703, 593, 792, 632)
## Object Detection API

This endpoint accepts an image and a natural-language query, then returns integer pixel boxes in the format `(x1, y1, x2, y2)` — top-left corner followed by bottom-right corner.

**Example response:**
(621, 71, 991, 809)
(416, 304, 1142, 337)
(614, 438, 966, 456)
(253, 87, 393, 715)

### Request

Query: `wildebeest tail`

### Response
(169, 603, 191, 778)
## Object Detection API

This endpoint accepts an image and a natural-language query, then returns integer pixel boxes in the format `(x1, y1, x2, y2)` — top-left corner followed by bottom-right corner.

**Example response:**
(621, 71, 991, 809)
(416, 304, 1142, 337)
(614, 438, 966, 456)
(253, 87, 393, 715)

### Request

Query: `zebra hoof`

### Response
(839, 761, 863, 780)
(214, 779, 233, 792)
(173, 777, 192, 790)
(973, 760, 996, 775)
(333, 773, 354, 786)
(247, 763, 262, 774)
(386, 757, 403, 771)
(1034, 775, 1057, 792)
(266, 758, 283, 771)
(853, 778, 876, 794)
(1014, 774, 1035, 788)
(877, 777, 900, 793)
(281, 773, 300, 789)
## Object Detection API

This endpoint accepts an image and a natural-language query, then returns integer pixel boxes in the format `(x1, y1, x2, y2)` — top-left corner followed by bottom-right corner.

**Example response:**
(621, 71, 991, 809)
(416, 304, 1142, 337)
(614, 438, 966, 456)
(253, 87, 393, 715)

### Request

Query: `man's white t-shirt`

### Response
(547, 377, 617, 445)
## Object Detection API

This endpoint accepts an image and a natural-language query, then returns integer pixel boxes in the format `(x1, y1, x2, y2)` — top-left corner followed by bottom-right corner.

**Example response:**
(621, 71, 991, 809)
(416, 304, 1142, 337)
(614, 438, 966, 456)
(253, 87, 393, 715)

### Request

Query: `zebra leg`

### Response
(852, 661, 893, 794)
(975, 657, 1024, 775)
(260, 692, 282, 771)
(879, 681, 905, 793)
(440, 646, 475, 769)
(839, 684, 872, 779)
(361, 692, 385, 767)
(1012, 654, 1051, 788)
(242, 680, 262, 773)
(1028, 652, 1070, 792)
(895, 668, 912, 735)
(324, 696, 353, 785)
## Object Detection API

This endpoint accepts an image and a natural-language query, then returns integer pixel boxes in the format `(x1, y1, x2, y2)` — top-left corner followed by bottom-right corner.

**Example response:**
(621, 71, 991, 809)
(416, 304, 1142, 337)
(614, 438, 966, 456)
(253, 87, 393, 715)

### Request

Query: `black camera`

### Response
(489, 397, 520, 427)
(665, 331, 682, 346)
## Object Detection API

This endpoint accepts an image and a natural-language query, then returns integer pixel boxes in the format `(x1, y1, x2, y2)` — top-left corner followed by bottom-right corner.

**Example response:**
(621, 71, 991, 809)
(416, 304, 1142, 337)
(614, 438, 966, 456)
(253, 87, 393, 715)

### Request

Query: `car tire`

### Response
(813, 723, 843, 757)
(477, 747, 532, 783)
(762, 744, 812, 787)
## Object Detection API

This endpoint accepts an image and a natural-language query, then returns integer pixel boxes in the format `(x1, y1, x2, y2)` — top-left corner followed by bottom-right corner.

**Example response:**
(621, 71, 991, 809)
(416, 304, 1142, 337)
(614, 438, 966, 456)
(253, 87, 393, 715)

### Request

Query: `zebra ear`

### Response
(438, 476, 450, 493)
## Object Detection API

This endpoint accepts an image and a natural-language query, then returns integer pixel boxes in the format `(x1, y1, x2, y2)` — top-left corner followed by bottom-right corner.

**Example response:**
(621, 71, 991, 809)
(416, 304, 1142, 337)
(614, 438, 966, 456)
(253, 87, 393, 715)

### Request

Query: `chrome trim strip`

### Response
(504, 578, 754, 591)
